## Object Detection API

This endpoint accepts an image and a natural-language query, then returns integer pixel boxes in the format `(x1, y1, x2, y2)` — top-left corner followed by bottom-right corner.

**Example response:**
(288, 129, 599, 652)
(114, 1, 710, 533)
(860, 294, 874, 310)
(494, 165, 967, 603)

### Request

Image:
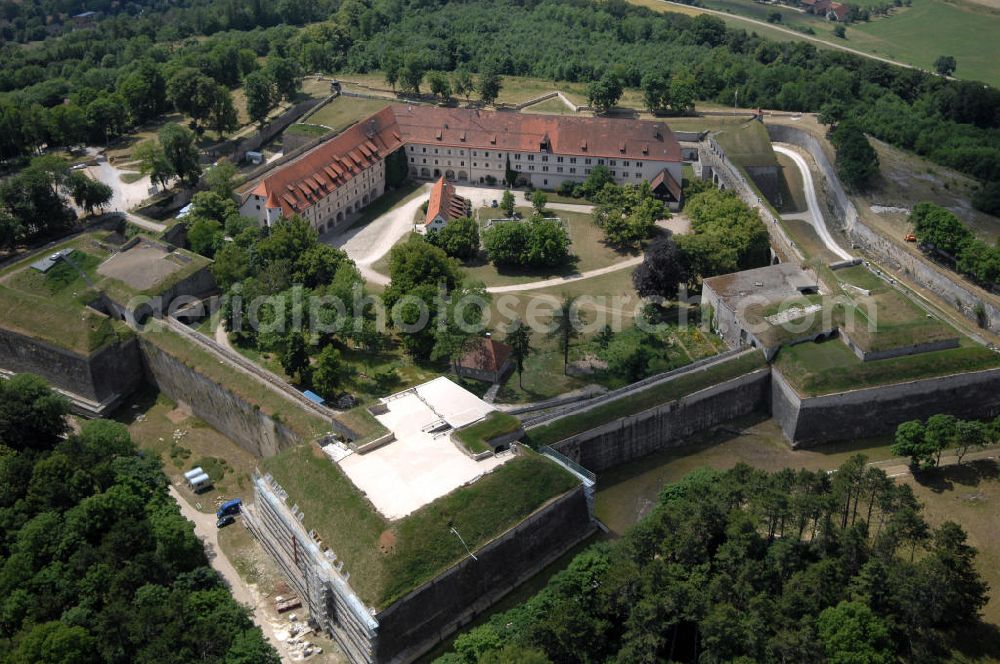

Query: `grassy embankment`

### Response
(0, 233, 131, 354)
(261, 444, 578, 608)
(454, 411, 523, 454)
(527, 351, 767, 447)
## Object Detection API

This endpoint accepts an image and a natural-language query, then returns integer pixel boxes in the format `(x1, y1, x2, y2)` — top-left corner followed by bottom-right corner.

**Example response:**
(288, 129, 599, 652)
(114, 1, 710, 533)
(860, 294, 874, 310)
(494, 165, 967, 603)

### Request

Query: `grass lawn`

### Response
(285, 122, 331, 138)
(522, 97, 577, 115)
(462, 207, 635, 287)
(454, 411, 522, 454)
(901, 460, 1000, 643)
(0, 234, 130, 353)
(774, 335, 1000, 396)
(306, 96, 393, 133)
(116, 387, 259, 513)
(714, 120, 778, 169)
(261, 443, 578, 608)
(526, 351, 767, 446)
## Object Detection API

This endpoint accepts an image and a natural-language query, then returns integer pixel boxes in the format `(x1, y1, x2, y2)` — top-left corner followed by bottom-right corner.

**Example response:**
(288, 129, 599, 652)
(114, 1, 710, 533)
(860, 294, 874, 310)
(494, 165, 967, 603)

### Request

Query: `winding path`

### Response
(772, 143, 854, 261)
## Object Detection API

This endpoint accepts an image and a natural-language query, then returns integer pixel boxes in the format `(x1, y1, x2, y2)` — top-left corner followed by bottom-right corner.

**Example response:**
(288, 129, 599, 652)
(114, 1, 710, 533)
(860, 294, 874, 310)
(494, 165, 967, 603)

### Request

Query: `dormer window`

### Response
(435, 130, 442, 140)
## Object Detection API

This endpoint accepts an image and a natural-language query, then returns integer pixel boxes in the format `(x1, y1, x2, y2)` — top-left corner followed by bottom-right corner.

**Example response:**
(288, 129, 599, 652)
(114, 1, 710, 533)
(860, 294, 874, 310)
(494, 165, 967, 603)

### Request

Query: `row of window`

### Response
(407, 143, 645, 168)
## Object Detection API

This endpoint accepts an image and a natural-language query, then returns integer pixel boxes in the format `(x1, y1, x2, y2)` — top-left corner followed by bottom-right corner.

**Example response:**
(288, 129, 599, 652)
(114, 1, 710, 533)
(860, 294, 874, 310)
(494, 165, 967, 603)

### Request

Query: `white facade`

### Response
(240, 159, 386, 233)
(404, 142, 681, 196)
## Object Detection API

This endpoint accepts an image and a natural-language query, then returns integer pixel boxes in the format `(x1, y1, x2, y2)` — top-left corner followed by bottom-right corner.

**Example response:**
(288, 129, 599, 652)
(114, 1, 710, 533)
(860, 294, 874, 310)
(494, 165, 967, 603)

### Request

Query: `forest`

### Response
(0, 0, 999, 195)
(0, 374, 280, 664)
(436, 458, 990, 664)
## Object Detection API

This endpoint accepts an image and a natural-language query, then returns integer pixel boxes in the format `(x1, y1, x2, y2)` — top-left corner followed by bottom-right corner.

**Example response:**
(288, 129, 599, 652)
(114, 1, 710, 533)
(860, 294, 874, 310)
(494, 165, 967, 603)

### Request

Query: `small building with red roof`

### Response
(421, 177, 471, 234)
(455, 336, 514, 384)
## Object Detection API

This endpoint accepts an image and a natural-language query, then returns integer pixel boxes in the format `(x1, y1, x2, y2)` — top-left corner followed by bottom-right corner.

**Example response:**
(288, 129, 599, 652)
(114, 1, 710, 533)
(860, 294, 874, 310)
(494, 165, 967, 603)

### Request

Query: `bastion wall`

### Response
(765, 123, 1000, 334)
(549, 369, 772, 473)
(771, 366, 1000, 448)
(0, 326, 142, 410)
(138, 337, 302, 457)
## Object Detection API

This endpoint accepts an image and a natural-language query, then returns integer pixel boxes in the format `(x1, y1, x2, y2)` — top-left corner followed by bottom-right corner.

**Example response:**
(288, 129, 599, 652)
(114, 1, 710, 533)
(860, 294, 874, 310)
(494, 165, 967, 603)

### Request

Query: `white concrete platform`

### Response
(338, 378, 511, 520)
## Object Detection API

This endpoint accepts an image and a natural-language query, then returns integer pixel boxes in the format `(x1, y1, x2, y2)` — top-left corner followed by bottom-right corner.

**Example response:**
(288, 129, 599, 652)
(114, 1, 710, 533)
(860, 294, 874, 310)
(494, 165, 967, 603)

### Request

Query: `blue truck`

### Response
(216, 498, 242, 519)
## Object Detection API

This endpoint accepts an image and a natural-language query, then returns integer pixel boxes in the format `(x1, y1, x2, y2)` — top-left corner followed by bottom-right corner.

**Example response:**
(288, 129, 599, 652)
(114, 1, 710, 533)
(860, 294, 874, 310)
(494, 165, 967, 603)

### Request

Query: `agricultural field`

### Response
(631, 0, 1000, 87)
(851, 0, 1000, 86)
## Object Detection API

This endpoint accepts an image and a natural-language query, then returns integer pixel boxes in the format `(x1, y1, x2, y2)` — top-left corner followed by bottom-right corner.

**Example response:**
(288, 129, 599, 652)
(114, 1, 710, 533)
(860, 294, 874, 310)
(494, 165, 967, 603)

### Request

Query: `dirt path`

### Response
(772, 144, 853, 261)
(168, 486, 289, 661)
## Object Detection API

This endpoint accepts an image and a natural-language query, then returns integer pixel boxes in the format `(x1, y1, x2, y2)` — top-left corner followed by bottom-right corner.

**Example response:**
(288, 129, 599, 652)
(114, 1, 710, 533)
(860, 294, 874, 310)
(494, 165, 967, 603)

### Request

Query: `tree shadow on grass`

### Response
(947, 620, 1000, 662)
(912, 458, 999, 494)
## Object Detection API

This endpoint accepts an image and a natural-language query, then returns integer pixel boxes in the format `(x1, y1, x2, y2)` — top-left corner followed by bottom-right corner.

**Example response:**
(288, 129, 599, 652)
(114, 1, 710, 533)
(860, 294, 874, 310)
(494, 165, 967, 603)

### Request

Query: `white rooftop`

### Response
(338, 377, 513, 520)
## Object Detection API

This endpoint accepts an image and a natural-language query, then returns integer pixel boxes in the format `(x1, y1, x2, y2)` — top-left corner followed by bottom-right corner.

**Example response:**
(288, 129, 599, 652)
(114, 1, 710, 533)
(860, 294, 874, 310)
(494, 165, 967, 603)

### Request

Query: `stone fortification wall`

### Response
(772, 366, 1000, 447)
(138, 337, 301, 457)
(699, 137, 803, 264)
(375, 485, 594, 664)
(245, 474, 379, 664)
(550, 368, 772, 472)
(765, 123, 1000, 334)
(0, 326, 141, 409)
(246, 471, 592, 664)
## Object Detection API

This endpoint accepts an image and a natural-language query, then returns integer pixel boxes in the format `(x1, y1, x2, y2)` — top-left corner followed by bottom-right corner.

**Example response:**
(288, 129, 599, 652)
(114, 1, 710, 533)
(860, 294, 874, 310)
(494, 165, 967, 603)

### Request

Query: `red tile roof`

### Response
(424, 177, 469, 225)
(248, 104, 682, 218)
(249, 106, 404, 216)
(650, 168, 682, 201)
(390, 104, 681, 162)
(458, 337, 512, 374)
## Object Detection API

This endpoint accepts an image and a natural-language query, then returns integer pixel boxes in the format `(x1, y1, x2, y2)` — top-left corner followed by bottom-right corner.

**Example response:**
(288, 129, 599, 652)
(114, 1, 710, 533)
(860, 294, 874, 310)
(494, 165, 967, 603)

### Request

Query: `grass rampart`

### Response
(526, 351, 766, 447)
(261, 444, 578, 608)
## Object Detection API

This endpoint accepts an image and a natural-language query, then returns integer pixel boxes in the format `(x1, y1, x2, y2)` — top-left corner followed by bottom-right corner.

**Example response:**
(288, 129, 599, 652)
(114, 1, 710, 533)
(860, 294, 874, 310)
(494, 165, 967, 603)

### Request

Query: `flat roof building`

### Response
(338, 377, 514, 519)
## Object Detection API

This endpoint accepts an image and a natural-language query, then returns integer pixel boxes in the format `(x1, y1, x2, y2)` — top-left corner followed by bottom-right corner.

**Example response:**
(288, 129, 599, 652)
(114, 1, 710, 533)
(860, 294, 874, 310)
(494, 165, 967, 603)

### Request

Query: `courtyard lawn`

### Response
(261, 443, 578, 608)
(773, 335, 1000, 396)
(304, 95, 393, 133)
(463, 207, 637, 287)
(526, 351, 767, 447)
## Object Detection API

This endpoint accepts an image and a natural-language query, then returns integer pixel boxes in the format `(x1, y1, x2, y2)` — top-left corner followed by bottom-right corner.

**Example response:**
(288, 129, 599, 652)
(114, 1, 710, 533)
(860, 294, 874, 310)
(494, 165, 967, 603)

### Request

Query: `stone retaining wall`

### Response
(765, 123, 1000, 334)
(375, 484, 594, 663)
(550, 369, 772, 472)
(772, 366, 1000, 448)
(139, 337, 301, 457)
(0, 326, 142, 408)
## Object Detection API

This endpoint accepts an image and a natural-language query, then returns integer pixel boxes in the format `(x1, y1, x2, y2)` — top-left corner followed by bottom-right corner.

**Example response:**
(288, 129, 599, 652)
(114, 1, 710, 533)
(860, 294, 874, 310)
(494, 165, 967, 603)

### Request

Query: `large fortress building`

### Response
(239, 104, 684, 233)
